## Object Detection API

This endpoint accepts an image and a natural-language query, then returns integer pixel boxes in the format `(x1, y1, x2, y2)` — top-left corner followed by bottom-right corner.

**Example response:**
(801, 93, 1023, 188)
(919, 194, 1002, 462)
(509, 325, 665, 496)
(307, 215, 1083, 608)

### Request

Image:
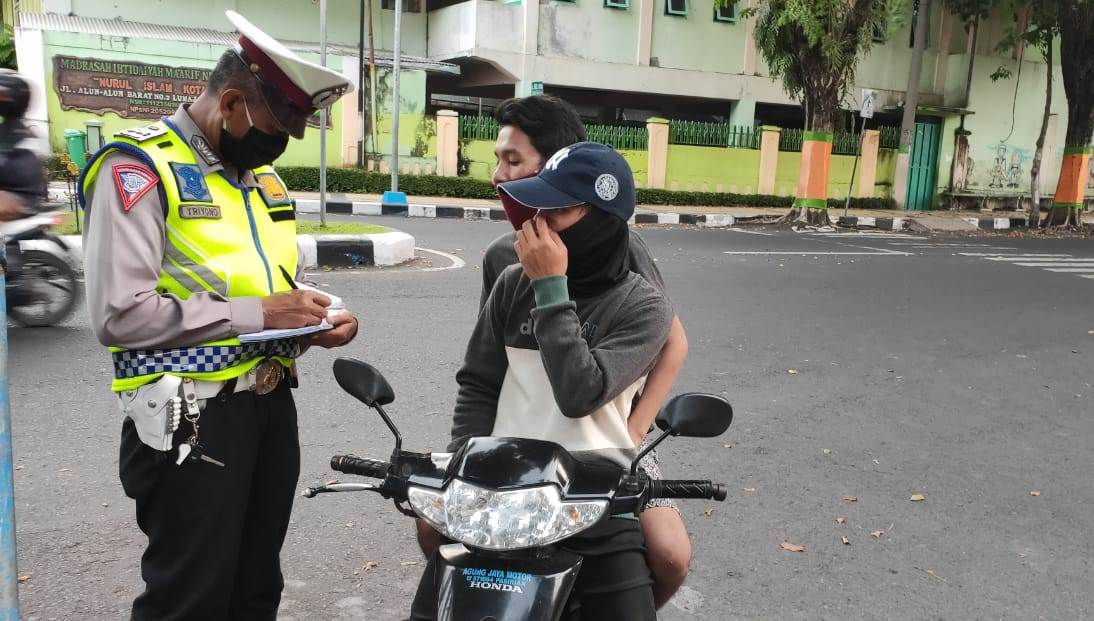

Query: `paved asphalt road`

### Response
(9, 217, 1093, 620)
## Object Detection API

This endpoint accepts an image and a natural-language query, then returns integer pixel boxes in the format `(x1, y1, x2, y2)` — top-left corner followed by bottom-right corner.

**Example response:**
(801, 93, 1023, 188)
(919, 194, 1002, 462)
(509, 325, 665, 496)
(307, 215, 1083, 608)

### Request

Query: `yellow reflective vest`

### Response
(80, 121, 299, 392)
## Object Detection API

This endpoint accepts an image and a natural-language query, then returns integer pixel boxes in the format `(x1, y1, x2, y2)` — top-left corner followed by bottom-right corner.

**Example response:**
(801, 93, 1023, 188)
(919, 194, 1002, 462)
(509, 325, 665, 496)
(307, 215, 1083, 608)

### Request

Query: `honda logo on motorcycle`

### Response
(468, 581, 524, 594)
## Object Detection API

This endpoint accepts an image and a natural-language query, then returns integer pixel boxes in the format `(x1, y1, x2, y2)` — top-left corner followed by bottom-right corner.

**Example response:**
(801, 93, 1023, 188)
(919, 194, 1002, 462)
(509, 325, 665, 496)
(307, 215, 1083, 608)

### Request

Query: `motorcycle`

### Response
(1, 210, 79, 327)
(304, 358, 733, 621)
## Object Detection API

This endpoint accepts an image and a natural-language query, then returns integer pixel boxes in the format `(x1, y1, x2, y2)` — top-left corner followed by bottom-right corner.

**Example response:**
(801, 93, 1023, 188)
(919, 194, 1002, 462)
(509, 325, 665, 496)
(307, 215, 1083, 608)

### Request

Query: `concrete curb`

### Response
(837, 216, 909, 231)
(294, 199, 738, 228)
(963, 217, 1028, 230)
(55, 232, 415, 269)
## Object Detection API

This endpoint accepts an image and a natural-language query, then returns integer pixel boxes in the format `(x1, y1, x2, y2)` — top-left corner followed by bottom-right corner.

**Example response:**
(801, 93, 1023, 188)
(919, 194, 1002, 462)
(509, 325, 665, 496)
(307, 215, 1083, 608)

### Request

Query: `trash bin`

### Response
(63, 129, 87, 169)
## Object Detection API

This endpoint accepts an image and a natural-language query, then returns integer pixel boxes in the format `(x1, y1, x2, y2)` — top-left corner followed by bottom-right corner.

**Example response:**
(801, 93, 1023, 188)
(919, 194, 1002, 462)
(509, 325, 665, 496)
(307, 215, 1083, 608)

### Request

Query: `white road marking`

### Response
(960, 252, 1072, 257)
(725, 227, 774, 236)
(812, 232, 929, 240)
(419, 247, 467, 272)
(986, 256, 1094, 262)
(1044, 267, 1094, 273)
(723, 250, 911, 256)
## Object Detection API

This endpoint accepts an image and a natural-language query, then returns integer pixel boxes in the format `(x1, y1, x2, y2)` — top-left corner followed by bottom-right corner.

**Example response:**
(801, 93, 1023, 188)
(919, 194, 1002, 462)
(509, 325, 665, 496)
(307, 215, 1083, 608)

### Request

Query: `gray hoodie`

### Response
(451, 263, 673, 468)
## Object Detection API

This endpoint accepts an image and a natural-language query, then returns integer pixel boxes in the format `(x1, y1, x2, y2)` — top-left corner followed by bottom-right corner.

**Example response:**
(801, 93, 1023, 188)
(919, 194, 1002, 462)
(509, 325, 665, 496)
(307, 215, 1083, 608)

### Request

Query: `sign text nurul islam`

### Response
(57, 57, 211, 82)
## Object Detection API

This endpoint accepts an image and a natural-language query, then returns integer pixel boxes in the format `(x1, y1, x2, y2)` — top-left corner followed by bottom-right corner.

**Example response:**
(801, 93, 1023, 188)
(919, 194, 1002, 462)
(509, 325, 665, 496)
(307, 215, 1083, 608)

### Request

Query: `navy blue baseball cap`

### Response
(497, 142, 636, 222)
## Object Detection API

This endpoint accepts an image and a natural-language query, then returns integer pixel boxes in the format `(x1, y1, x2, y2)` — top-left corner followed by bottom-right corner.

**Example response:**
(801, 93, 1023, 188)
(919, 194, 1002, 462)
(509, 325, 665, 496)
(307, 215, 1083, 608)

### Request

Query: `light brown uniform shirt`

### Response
(83, 105, 286, 351)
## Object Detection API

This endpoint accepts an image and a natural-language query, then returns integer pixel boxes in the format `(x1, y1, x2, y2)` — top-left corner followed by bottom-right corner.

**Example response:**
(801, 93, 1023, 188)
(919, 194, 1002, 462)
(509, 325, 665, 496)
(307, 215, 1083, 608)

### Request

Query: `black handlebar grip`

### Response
(649, 480, 728, 501)
(330, 455, 390, 479)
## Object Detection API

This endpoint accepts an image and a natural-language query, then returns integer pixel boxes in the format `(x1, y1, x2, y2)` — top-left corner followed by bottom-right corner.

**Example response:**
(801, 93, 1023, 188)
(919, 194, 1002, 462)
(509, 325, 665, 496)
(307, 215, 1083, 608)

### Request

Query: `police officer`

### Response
(80, 11, 358, 620)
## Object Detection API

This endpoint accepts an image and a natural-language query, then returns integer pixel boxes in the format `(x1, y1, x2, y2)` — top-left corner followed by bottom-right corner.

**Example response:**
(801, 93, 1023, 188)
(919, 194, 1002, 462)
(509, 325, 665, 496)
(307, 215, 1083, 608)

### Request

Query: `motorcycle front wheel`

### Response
(8, 249, 79, 327)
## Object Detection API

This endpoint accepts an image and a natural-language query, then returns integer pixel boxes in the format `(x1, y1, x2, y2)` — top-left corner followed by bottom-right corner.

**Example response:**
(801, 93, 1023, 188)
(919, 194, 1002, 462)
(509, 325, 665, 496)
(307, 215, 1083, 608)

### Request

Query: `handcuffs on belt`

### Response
(117, 360, 288, 453)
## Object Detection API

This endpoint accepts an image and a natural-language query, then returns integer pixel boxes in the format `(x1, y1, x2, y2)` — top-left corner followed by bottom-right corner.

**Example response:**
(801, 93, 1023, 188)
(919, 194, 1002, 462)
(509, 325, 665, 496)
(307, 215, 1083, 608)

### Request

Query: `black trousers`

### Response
(119, 379, 300, 621)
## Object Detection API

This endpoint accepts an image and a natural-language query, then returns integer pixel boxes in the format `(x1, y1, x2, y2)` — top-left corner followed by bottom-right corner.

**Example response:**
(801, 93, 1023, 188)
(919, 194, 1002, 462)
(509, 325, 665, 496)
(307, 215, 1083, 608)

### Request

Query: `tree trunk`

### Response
(782, 93, 837, 227)
(1044, 0, 1094, 228)
(1028, 43, 1051, 228)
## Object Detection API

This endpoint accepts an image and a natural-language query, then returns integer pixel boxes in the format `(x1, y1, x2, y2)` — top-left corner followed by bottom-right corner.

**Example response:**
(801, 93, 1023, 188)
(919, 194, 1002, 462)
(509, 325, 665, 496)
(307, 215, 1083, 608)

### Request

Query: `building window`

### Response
(872, 23, 885, 43)
(382, 0, 421, 11)
(665, 0, 687, 16)
(605, 0, 629, 8)
(908, 0, 929, 47)
(713, 1, 735, 22)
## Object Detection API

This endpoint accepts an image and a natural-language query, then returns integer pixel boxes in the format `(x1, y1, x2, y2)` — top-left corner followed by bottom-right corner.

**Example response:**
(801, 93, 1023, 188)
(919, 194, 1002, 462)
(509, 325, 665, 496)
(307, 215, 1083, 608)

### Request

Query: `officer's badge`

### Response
(189, 135, 220, 167)
(111, 164, 159, 212)
(169, 162, 213, 203)
(256, 173, 292, 207)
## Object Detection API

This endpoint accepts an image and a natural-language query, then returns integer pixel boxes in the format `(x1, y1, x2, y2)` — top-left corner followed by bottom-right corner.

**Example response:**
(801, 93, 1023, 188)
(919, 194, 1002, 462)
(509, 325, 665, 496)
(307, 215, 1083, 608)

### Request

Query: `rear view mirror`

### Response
(334, 358, 395, 407)
(656, 393, 733, 438)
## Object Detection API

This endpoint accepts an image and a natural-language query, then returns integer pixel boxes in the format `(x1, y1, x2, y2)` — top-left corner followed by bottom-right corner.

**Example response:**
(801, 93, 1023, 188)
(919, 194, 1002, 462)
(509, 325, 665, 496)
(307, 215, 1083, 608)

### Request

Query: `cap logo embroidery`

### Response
(111, 164, 159, 212)
(595, 174, 619, 201)
(544, 146, 572, 171)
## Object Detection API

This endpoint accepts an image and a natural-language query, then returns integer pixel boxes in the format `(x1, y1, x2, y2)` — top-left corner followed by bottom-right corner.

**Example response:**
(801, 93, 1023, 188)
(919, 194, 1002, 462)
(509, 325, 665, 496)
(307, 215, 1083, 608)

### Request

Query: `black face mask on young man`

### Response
(220, 100, 290, 171)
(556, 206, 631, 299)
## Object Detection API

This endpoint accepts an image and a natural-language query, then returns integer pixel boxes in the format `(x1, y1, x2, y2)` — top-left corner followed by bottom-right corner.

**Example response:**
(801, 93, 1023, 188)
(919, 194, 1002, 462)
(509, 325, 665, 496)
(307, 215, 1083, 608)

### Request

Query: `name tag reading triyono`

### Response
(179, 205, 222, 219)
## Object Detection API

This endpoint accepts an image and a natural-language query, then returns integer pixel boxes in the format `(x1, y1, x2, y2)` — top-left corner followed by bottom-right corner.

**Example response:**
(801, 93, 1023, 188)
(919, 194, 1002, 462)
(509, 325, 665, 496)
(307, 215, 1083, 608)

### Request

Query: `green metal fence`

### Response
(459, 116, 500, 142)
(586, 124, 648, 150)
(668, 120, 759, 149)
(879, 125, 900, 150)
(779, 128, 804, 152)
(779, 126, 900, 153)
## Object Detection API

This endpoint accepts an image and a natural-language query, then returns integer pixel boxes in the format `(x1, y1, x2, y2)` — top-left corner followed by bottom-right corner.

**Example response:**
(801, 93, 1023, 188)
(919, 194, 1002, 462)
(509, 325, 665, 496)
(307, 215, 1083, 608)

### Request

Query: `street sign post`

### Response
(844, 89, 877, 217)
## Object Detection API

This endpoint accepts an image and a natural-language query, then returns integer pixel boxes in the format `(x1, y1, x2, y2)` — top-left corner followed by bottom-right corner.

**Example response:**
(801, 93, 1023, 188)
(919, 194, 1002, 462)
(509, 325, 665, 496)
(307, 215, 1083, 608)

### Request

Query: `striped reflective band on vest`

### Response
(112, 339, 300, 380)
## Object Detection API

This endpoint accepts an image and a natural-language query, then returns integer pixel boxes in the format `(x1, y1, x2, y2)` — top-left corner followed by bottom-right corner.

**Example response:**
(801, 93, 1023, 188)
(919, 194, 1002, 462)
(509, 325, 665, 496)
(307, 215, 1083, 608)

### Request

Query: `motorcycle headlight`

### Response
(408, 479, 607, 551)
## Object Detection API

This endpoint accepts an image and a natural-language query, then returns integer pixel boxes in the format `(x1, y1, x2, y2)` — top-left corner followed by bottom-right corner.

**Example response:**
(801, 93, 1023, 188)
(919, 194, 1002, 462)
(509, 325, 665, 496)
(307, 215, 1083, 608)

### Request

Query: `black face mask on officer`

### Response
(220, 98, 289, 171)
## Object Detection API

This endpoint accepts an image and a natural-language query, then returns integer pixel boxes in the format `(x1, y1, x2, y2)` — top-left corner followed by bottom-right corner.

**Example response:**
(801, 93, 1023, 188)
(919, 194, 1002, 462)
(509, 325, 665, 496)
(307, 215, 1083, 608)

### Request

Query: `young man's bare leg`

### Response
(640, 506, 692, 609)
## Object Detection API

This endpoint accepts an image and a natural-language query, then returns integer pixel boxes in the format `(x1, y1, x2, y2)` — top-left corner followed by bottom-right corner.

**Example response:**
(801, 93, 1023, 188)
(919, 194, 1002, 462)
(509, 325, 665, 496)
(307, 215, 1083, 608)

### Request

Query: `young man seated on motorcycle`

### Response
(410, 142, 673, 619)
(417, 95, 693, 609)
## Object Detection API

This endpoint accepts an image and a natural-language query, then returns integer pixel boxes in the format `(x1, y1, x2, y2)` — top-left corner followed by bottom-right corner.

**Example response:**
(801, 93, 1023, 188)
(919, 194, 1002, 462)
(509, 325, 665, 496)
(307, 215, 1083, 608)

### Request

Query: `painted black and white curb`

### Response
(294, 199, 738, 228)
(837, 216, 909, 231)
(54, 232, 415, 269)
(963, 217, 1028, 230)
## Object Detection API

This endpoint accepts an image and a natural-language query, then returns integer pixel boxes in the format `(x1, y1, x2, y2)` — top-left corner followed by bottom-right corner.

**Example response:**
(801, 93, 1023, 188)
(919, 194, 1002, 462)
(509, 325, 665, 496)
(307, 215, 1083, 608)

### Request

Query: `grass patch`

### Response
(296, 221, 391, 235)
(50, 211, 390, 237)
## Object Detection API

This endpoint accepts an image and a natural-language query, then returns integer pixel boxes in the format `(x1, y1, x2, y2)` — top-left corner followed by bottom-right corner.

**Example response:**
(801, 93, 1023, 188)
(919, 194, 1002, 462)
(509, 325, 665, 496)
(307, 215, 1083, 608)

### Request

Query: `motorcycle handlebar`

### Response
(648, 479, 728, 502)
(330, 455, 391, 479)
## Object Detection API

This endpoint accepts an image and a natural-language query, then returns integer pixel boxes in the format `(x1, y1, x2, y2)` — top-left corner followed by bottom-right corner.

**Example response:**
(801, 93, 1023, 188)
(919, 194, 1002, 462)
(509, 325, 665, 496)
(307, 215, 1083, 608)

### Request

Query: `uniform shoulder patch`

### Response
(255, 172, 292, 207)
(112, 164, 159, 212)
(169, 162, 213, 203)
(115, 124, 169, 143)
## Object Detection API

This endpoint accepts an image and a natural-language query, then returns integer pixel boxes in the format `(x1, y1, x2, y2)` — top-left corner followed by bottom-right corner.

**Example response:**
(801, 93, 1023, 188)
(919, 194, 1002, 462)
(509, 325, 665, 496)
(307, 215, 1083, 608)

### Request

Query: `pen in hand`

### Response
(279, 265, 298, 290)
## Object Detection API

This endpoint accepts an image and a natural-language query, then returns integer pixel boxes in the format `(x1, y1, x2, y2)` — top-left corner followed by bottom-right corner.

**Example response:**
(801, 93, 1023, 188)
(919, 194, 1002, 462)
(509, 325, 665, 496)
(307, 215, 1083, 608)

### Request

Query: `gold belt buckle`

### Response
(254, 361, 283, 395)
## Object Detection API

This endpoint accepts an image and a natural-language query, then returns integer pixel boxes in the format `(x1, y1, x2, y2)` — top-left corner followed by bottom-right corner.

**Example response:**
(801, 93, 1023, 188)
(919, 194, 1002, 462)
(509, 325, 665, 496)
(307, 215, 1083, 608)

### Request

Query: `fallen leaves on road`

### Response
(17, 576, 28, 583)
(744, 488, 756, 492)
(780, 542, 805, 553)
(401, 561, 419, 567)
(841, 536, 850, 545)
(910, 494, 926, 502)
(58, 468, 69, 473)
(788, 369, 799, 375)
(703, 508, 714, 517)
(836, 517, 846, 525)
(723, 444, 734, 449)
(1030, 490, 1041, 497)
(842, 496, 858, 503)
(823, 449, 832, 455)
(872, 530, 885, 539)
(345, 522, 354, 528)
(13, 465, 22, 471)
(363, 561, 378, 571)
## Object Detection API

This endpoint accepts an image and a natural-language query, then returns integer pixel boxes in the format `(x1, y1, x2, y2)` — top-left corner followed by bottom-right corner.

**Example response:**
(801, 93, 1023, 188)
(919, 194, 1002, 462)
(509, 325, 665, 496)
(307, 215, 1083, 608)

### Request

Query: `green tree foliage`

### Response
(0, 25, 16, 70)
(751, 0, 905, 133)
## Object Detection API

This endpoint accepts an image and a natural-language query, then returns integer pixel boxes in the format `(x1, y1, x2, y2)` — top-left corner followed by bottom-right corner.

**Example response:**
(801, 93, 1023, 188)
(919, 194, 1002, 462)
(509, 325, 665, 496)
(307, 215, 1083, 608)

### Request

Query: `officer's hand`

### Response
(0, 191, 26, 222)
(515, 214, 567, 280)
(305, 310, 358, 348)
(262, 290, 330, 329)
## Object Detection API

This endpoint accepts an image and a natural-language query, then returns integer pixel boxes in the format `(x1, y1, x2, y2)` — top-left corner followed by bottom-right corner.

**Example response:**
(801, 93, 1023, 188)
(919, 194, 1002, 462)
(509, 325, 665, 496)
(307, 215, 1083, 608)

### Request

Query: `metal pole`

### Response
(391, 0, 402, 193)
(844, 115, 867, 218)
(357, 0, 365, 168)
(367, 0, 378, 158)
(319, 0, 328, 227)
(0, 244, 20, 618)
